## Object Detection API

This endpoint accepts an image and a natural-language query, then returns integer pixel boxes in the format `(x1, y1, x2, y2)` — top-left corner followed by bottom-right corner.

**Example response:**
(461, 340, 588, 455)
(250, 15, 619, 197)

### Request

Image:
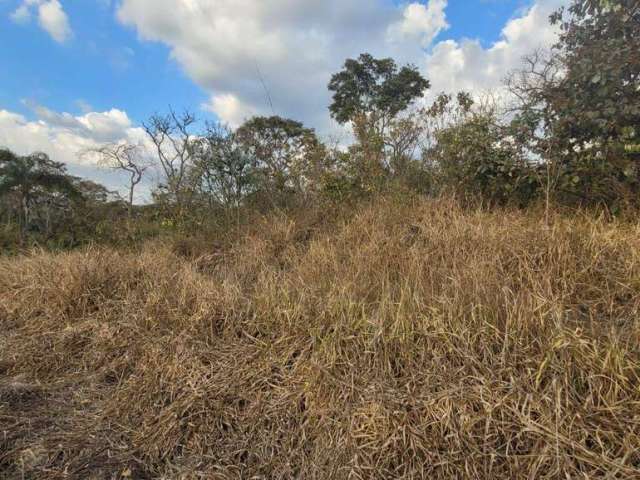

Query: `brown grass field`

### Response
(1, 197, 639, 479)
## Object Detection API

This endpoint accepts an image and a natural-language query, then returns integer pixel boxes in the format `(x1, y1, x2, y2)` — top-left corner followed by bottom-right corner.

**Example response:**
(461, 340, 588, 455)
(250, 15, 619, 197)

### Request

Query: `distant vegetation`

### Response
(1, 2, 639, 479)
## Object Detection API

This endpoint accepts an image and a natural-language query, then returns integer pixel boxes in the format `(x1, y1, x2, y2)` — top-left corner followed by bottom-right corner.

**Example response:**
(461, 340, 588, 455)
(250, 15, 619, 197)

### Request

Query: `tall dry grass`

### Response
(1, 197, 639, 479)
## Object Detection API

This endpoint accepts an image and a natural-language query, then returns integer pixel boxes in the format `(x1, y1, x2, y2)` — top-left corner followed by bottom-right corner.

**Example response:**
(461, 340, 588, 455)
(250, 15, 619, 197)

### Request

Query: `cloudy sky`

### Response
(0, 0, 566, 198)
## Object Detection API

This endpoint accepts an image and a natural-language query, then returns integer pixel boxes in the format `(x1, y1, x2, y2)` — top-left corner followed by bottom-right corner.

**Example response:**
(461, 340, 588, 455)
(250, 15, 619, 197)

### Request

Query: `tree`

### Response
(507, 0, 640, 208)
(236, 115, 322, 206)
(328, 54, 430, 187)
(328, 53, 430, 126)
(506, 50, 566, 218)
(423, 93, 537, 206)
(143, 109, 197, 212)
(88, 143, 151, 216)
(191, 123, 256, 209)
(552, 0, 640, 206)
(549, 0, 640, 153)
(0, 149, 81, 236)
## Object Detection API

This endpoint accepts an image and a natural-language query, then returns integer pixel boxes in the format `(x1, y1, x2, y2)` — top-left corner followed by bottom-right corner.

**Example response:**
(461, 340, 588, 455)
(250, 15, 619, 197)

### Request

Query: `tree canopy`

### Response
(328, 53, 430, 124)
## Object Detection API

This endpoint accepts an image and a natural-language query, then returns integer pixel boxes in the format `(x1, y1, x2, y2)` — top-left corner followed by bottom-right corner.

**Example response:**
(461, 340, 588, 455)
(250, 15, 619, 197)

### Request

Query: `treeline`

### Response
(1, 0, 639, 249)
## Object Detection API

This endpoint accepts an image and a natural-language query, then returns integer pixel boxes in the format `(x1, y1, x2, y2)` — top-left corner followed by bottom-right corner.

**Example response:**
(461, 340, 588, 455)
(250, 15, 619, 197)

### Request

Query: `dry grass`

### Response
(1, 197, 639, 479)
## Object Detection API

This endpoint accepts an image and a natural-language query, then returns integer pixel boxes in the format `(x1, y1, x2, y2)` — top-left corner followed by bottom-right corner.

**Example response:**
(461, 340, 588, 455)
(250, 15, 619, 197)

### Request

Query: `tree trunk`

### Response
(19, 191, 29, 244)
(128, 185, 135, 218)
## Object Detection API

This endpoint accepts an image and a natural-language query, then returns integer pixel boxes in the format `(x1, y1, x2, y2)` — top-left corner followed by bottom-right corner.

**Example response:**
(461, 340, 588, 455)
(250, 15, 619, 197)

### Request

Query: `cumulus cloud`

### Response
(387, 0, 449, 48)
(425, 0, 564, 97)
(19, 101, 140, 145)
(203, 93, 258, 129)
(38, 0, 72, 42)
(117, 0, 451, 131)
(9, 4, 31, 24)
(114, 0, 567, 132)
(10, 0, 72, 43)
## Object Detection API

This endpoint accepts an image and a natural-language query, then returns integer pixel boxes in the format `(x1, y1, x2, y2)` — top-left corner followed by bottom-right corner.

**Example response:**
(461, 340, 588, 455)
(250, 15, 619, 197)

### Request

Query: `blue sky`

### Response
(0, 1, 208, 123)
(0, 0, 562, 198)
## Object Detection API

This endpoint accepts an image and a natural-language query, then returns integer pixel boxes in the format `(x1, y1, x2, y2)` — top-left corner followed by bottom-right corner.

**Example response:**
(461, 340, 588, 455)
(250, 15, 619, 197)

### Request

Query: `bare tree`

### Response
(143, 108, 197, 212)
(386, 111, 424, 177)
(505, 50, 564, 223)
(88, 143, 151, 215)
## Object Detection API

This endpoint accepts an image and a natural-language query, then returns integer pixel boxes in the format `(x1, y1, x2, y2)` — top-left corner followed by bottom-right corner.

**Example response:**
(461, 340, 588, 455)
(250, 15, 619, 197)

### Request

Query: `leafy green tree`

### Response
(508, 0, 640, 208)
(61, 178, 125, 246)
(328, 54, 430, 189)
(0, 149, 81, 235)
(424, 93, 537, 206)
(328, 53, 430, 125)
(550, 0, 640, 154)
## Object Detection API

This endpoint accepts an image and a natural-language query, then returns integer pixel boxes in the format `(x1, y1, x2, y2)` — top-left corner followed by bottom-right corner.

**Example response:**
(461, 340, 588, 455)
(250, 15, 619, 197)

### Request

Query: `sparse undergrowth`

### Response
(1, 197, 639, 479)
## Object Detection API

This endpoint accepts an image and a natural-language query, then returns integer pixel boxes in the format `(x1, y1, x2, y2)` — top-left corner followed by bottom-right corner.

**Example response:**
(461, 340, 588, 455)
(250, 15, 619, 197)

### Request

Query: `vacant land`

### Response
(1, 198, 639, 479)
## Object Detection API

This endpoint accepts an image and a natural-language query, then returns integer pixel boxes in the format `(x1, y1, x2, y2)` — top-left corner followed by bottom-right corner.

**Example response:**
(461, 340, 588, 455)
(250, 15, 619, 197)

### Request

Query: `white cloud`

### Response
(0, 106, 144, 161)
(115, 0, 567, 131)
(387, 0, 449, 48)
(19, 101, 139, 144)
(425, 0, 565, 98)
(117, 0, 450, 131)
(38, 0, 72, 43)
(9, 4, 32, 24)
(203, 93, 257, 129)
(10, 0, 72, 43)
